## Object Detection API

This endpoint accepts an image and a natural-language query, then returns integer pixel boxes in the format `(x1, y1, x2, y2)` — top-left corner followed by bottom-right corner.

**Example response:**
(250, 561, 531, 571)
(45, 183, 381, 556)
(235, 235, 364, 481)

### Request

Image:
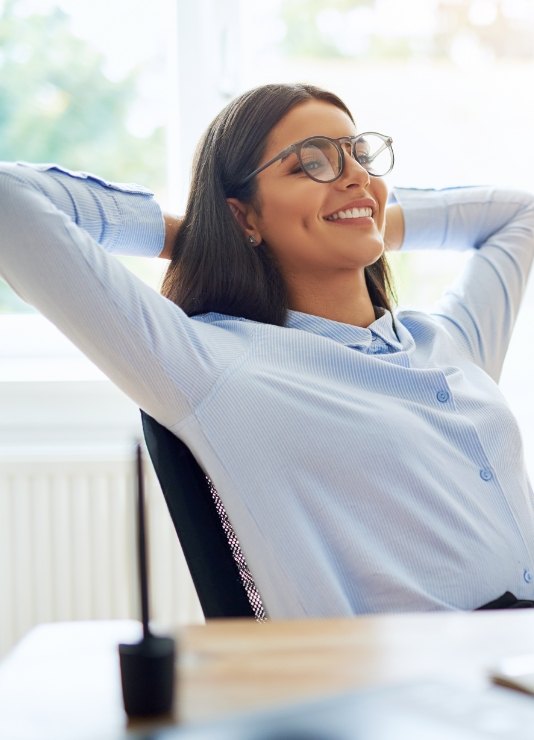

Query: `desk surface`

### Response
(3, 611, 534, 738)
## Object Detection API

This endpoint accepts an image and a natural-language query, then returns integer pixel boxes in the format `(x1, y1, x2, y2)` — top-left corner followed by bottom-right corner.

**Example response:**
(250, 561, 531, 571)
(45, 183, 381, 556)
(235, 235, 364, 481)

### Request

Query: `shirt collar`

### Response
(285, 309, 405, 352)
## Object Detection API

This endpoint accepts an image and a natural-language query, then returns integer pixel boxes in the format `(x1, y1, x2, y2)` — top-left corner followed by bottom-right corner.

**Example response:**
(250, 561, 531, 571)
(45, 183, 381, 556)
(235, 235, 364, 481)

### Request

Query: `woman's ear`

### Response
(226, 198, 261, 244)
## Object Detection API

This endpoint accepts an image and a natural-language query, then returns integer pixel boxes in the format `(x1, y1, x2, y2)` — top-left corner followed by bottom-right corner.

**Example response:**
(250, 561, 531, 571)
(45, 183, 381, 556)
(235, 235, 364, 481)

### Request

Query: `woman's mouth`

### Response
(325, 206, 373, 221)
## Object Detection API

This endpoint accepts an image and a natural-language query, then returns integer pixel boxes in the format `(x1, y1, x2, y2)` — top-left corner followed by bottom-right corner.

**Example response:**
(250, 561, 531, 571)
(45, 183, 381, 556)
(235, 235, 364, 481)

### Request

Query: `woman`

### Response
(1, 83, 534, 618)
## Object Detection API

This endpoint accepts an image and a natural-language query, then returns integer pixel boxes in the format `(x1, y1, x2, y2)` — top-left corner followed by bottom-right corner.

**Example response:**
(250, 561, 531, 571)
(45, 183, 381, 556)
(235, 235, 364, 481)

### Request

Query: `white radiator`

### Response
(0, 450, 204, 657)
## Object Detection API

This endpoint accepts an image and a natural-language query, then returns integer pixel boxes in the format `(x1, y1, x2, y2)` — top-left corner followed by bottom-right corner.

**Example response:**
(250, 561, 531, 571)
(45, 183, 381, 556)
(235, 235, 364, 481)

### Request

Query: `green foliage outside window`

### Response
(0, 0, 165, 312)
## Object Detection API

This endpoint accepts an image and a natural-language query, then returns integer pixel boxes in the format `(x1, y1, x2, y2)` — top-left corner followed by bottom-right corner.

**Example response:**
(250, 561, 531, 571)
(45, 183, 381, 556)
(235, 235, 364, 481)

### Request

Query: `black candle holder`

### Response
(119, 442, 176, 717)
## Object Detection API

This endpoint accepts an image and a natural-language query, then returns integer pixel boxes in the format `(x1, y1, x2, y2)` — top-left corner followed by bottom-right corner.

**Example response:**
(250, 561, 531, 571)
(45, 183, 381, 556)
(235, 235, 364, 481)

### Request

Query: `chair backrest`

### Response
(140, 411, 266, 620)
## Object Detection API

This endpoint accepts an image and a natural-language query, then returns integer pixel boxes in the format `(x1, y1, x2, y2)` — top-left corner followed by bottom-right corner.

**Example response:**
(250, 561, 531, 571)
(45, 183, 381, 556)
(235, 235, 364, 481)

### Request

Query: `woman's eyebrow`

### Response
(264, 147, 297, 169)
(279, 149, 297, 163)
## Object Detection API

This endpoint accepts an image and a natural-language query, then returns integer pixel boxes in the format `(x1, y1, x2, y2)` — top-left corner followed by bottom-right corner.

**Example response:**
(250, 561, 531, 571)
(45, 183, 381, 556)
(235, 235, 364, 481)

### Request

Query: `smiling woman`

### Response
(3, 1, 534, 654)
(162, 85, 396, 328)
(230, 98, 391, 326)
(2, 76, 534, 619)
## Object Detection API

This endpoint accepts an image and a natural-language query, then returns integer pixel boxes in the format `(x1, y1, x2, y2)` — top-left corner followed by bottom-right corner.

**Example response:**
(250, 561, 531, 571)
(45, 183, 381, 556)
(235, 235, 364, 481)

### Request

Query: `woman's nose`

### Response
(339, 148, 370, 188)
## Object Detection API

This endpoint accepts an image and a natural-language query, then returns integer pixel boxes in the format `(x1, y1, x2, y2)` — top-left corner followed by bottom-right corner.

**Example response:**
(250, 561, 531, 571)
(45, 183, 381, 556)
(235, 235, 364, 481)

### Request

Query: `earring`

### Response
(247, 235, 257, 245)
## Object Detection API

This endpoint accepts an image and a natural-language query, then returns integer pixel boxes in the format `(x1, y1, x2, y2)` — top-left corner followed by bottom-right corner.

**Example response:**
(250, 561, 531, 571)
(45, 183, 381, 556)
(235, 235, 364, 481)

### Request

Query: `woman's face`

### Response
(250, 99, 388, 284)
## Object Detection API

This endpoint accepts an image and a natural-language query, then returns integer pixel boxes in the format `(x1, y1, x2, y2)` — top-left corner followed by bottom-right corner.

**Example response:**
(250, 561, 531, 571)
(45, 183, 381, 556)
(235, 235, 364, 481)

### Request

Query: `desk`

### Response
(2, 611, 534, 738)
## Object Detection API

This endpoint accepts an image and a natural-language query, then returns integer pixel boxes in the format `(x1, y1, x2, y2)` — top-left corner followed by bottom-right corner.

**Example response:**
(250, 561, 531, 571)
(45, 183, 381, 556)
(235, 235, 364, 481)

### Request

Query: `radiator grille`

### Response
(0, 453, 204, 657)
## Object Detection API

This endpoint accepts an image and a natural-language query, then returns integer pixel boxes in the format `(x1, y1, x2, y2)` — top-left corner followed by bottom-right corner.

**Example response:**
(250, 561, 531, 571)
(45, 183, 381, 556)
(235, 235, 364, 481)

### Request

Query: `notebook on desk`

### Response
(155, 679, 534, 740)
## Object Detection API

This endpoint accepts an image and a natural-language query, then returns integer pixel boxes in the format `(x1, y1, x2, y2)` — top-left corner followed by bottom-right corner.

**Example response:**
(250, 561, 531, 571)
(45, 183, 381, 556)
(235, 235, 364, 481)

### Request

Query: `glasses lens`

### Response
(299, 138, 340, 182)
(354, 134, 393, 176)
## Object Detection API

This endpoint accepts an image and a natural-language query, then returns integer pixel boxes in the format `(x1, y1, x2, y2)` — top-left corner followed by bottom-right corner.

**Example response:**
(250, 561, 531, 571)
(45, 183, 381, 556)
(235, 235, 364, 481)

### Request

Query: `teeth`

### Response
(326, 207, 373, 221)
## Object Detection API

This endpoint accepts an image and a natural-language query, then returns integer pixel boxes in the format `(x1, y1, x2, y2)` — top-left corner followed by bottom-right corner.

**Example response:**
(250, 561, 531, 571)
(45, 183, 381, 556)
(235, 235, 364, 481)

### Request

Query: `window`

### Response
(0, 0, 171, 313)
(1, 0, 533, 476)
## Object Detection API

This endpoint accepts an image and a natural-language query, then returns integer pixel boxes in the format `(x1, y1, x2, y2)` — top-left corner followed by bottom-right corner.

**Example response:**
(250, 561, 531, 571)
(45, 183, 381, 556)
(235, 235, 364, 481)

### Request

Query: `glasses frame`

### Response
(241, 132, 394, 185)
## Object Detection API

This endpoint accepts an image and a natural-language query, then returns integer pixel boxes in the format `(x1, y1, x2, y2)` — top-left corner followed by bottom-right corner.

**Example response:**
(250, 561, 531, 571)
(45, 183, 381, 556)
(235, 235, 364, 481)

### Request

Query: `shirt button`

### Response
(524, 569, 533, 584)
(436, 390, 450, 403)
(480, 468, 493, 482)
(371, 334, 378, 342)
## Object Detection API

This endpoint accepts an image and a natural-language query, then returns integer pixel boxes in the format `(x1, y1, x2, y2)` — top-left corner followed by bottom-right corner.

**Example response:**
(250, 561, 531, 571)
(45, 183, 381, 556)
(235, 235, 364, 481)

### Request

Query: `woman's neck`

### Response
(287, 272, 377, 328)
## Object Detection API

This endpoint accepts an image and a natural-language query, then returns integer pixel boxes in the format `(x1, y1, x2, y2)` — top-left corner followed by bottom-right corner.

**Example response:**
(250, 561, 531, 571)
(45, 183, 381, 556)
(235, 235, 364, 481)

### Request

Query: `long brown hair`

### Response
(161, 83, 395, 325)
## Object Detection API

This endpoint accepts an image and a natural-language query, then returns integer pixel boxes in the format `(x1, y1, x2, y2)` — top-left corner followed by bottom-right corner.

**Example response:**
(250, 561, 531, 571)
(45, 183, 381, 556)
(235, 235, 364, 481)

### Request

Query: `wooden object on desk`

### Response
(3, 611, 534, 738)
(179, 610, 534, 723)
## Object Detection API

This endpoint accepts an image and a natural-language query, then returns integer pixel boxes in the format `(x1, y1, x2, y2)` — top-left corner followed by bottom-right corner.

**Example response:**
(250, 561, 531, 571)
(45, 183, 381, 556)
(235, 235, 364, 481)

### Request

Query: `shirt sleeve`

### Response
(393, 186, 534, 380)
(6, 162, 165, 256)
(0, 162, 248, 428)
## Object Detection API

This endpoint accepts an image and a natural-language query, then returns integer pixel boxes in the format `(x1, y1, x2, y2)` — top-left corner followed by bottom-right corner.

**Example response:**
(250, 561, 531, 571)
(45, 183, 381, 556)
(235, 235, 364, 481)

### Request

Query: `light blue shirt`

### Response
(2, 162, 534, 617)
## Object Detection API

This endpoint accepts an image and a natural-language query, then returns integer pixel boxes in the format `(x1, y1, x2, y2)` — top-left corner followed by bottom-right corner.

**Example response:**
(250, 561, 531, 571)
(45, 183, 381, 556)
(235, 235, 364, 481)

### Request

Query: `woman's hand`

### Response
(383, 204, 405, 252)
(160, 213, 183, 259)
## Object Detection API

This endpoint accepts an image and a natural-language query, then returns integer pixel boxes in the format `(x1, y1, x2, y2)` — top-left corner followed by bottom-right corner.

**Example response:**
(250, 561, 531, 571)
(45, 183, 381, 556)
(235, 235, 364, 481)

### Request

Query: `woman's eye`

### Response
(302, 160, 322, 171)
(290, 157, 328, 175)
(297, 160, 327, 175)
(290, 164, 315, 176)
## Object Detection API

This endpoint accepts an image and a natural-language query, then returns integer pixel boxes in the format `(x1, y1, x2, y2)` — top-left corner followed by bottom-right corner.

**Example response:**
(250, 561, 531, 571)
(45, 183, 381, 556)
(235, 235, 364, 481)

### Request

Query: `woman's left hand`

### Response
(160, 213, 183, 259)
(383, 204, 404, 252)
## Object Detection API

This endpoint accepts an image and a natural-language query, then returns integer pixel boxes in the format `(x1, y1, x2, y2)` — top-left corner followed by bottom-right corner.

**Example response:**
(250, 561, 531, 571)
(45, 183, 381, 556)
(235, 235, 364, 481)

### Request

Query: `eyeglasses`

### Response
(241, 132, 394, 185)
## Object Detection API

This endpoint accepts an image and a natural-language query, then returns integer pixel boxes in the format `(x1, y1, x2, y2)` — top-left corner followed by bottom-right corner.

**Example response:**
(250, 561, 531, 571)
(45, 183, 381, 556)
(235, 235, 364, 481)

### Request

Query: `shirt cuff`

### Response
(13, 162, 166, 258)
(391, 186, 448, 251)
(113, 189, 165, 258)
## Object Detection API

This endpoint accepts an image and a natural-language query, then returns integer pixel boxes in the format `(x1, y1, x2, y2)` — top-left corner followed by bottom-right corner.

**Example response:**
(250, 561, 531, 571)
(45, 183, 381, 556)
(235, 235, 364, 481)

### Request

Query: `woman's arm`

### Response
(395, 186, 534, 380)
(0, 163, 166, 256)
(0, 163, 245, 428)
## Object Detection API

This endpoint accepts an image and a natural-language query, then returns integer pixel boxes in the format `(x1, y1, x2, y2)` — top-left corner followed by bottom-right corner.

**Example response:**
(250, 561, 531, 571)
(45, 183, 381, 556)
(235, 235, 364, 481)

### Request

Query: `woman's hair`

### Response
(161, 82, 395, 325)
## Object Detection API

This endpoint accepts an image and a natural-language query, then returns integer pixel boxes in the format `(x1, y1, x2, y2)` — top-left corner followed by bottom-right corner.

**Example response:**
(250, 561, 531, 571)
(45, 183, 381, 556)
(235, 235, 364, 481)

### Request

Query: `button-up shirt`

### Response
(1, 162, 534, 617)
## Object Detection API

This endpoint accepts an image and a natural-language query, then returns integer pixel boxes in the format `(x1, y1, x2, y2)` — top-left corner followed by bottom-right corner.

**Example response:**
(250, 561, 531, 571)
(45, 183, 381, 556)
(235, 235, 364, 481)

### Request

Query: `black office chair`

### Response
(140, 410, 267, 621)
